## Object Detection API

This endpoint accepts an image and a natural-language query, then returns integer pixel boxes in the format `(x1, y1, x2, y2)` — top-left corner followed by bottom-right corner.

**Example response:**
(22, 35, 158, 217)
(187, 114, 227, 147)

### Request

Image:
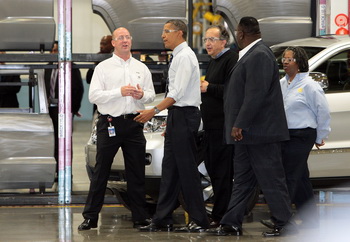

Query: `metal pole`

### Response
(57, 0, 66, 205)
(64, 0, 72, 204)
(57, 0, 72, 204)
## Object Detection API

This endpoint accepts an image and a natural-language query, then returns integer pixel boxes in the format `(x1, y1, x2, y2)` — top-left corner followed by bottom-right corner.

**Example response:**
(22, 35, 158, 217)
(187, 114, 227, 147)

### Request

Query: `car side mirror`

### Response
(309, 72, 329, 90)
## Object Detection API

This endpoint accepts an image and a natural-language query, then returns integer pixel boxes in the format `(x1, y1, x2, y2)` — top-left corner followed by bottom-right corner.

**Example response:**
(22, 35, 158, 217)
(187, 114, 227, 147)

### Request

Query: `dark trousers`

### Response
(203, 129, 233, 222)
(153, 107, 210, 228)
(282, 128, 318, 222)
(221, 142, 292, 228)
(82, 115, 149, 222)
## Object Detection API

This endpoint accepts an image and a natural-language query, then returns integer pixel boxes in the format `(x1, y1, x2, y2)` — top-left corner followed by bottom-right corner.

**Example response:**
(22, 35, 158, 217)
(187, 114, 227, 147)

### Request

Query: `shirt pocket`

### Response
(131, 71, 144, 87)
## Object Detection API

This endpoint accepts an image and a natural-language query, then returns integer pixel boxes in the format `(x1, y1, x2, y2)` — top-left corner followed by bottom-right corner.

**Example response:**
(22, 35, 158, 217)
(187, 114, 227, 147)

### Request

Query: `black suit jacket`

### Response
(223, 40, 289, 144)
(44, 63, 84, 114)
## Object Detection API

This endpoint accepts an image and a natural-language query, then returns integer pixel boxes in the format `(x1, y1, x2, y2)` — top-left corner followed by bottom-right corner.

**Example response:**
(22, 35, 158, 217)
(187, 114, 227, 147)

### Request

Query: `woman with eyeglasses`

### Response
(262, 46, 331, 230)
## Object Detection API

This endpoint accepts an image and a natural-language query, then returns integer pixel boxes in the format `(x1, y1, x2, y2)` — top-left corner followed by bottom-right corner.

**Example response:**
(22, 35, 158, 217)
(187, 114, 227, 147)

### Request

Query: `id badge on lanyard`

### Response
(107, 116, 116, 137)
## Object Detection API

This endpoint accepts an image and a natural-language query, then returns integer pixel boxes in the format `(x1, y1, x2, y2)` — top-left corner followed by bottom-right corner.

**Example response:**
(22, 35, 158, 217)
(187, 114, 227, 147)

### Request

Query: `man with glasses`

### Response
(208, 16, 295, 237)
(78, 27, 155, 230)
(200, 25, 238, 228)
(136, 19, 210, 232)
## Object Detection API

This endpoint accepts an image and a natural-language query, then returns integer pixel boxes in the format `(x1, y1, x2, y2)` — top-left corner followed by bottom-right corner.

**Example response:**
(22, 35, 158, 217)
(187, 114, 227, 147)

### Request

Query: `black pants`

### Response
(221, 142, 293, 228)
(82, 115, 149, 222)
(153, 106, 210, 228)
(203, 129, 233, 222)
(282, 128, 318, 223)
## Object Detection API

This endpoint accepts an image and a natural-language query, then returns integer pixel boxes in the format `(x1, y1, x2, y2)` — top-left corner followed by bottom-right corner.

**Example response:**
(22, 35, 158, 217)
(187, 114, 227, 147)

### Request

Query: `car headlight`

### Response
(144, 116, 167, 133)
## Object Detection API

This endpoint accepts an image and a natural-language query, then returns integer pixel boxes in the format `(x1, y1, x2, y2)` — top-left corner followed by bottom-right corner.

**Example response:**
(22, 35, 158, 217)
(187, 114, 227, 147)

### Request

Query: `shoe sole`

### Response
(139, 228, 173, 232)
(174, 228, 207, 233)
(260, 220, 275, 229)
(78, 225, 97, 231)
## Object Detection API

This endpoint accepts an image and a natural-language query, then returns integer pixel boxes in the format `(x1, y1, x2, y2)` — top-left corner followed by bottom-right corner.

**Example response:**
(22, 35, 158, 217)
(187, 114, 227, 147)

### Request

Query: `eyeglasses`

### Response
(162, 29, 178, 34)
(281, 57, 296, 63)
(114, 35, 132, 41)
(202, 37, 224, 44)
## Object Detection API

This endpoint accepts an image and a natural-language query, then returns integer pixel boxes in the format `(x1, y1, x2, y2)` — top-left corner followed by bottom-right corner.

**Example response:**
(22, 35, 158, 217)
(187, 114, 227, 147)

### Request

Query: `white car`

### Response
(271, 35, 350, 185)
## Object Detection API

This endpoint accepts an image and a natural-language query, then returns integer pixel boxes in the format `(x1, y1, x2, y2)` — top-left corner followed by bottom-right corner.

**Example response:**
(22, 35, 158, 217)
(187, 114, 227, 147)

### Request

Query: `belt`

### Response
(167, 105, 197, 110)
(117, 113, 139, 119)
(100, 113, 139, 120)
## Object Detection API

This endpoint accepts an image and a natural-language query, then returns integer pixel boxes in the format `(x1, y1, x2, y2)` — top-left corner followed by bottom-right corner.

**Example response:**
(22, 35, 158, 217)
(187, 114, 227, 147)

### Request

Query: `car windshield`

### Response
(271, 46, 325, 69)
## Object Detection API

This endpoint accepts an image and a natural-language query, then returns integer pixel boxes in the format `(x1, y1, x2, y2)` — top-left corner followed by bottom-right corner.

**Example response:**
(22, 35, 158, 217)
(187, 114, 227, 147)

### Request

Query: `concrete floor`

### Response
(0, 120, 350, 241)
(1, 204, 350, 241)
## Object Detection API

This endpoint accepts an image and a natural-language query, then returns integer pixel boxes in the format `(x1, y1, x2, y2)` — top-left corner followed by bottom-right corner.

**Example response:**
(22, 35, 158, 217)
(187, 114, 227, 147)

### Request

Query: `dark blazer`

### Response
(44, 63, 84, 114)
(223, 40, 289, 144)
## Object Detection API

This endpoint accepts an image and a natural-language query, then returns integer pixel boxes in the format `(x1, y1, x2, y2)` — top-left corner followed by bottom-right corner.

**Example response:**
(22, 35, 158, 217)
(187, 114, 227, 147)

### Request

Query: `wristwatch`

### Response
(153, 106, 161, 114)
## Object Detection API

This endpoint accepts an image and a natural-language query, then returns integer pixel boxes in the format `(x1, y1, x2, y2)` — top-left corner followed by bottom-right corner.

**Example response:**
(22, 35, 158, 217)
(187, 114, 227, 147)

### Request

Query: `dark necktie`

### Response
(165, 54, 173, 97)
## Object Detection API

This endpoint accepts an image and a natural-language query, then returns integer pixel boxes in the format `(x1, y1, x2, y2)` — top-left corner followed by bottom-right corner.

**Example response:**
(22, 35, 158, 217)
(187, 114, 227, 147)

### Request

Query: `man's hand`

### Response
(134, 109, 155, 123)
(231, 127, 243, 141)
(200, 80, 209, 93)
(315, 140, 325, 149)
(121, 84, 137, 96)
(131, 84, 144, 100)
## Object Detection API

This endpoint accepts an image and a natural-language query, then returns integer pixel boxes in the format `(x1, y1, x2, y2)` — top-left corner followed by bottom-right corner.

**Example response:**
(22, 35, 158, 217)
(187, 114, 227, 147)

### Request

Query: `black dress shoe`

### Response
(262, 226, 298, 237)
(138, 222, 173, 232)
(174, 221, 207, 233)
(209, 220, 220, 228)
(78, 219, 98, 231)
(133, 218, 151, 228)
(260, 219, 275, 229)
(207, 225, 243, 236)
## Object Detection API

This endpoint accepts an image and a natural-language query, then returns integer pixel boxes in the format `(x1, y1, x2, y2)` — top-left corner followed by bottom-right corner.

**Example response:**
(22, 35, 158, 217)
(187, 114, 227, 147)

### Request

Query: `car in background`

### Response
(271, 35, 350, 186)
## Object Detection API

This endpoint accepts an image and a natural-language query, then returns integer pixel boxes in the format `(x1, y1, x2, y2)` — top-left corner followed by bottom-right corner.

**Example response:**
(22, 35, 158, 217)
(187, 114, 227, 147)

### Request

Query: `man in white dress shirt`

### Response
(78, 27, 155, 231)
(136, 19, 210, 232)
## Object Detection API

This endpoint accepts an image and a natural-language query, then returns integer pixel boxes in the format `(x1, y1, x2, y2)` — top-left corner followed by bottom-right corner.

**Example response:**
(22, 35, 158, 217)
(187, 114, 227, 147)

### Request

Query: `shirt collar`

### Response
(112, 53, 132, 64)
(214, 48, 230, 59)
(172, 41, 188, 57)
(238, 38, 262, 60)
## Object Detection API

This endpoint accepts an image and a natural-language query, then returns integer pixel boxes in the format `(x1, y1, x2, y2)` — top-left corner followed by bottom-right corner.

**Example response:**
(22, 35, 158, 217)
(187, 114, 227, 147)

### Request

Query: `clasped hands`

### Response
(121, 84, 144, 100)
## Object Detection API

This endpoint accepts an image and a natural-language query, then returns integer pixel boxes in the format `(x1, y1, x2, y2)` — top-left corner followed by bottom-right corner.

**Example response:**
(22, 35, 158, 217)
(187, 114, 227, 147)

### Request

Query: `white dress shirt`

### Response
(89, 53, 155, 116)
(167, 42, 201, 107)
(238, 38, 262, 61)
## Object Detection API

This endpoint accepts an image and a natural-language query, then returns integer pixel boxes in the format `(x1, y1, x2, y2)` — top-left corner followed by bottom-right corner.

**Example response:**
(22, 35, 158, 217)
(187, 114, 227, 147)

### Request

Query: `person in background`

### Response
(208, 16, 295, 237)
(44, 41, 84, 180)
(261, 46, 331, 230)
(136, 19, 210, 233)
(78, 27, 155, 231)
(0, 51, 21, 108)
(200, 25, 238, 228)
(86, 35, 114, 114)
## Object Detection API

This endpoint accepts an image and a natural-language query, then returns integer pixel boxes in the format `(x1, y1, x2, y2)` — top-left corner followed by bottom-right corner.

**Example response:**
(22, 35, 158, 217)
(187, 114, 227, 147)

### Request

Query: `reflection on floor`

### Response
(0, 204, 350, 241)
(0, 121, 350, 241)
